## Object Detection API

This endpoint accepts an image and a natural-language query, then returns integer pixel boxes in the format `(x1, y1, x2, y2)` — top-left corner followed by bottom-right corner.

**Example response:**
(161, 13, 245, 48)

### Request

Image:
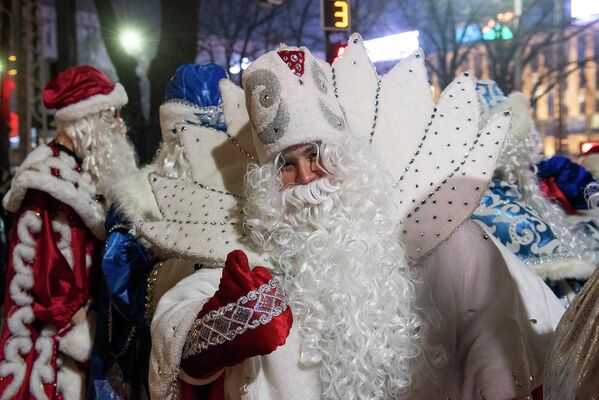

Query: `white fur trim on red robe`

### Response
(2, 144, 105, 239)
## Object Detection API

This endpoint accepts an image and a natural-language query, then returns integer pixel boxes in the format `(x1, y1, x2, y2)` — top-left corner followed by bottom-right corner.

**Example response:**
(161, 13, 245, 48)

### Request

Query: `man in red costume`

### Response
(0, 65, 136, 399)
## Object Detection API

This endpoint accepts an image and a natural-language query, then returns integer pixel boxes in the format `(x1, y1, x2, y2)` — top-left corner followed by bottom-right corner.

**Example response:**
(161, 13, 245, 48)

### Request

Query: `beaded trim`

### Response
(394, 72, 473, 189)
(144, 262, 163, 323)
(399, 111, 509, 224)
(108, 302, 137, 360)
(369, 79, 382, 144)
(150, 174, 243, 200)
(223, 132, 257, 162)
(182, 277, 288, 359)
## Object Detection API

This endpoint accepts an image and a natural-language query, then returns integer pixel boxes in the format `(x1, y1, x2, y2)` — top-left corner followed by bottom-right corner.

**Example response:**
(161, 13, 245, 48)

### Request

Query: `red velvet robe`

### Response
(0, 142, 104, 399)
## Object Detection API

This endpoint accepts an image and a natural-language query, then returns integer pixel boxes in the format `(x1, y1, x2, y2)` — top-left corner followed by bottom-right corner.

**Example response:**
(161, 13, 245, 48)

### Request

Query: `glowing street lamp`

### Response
(229, 57, 251, 75)
(119, 28, 144, 55)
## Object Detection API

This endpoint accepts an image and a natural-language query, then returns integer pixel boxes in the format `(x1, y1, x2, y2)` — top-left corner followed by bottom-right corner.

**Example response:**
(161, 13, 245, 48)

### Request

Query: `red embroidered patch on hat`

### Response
(278, 50, 305, 77)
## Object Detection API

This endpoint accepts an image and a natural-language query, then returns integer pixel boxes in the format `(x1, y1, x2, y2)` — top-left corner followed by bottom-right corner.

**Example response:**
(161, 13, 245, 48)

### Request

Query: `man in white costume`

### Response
(150, 47, 427, 400)
(150, 39, 564, 400)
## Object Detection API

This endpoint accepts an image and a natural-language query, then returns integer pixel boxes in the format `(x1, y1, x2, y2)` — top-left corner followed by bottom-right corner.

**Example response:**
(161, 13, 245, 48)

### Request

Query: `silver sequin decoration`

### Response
(311, 61, 329, 95)
(259, 101, 290, 144)
(164, 99, 226, 131)
(245, 68, 289, 144)
(319, 98, 345, 131)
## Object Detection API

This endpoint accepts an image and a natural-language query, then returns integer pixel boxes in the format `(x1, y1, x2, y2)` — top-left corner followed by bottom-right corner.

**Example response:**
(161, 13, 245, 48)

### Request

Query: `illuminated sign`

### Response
(482, 23, 513, 41)
(571, 0, 599, 21)
(322, 0, 351, 31)
(456, 20, 514, 43)
(362, 31, 420, 63)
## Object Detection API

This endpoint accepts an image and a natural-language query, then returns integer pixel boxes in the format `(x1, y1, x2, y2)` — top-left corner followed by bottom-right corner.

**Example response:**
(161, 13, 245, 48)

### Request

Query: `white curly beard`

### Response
(244, 138, 427, 399)
(152, 138, 192, 180)
(58, 110, 137, 199)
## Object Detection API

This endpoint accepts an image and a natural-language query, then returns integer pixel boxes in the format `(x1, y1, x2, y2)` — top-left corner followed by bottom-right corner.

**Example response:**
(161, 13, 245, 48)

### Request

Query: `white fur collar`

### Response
(2, 144, 106, 239)
(110, 165, 162, 224)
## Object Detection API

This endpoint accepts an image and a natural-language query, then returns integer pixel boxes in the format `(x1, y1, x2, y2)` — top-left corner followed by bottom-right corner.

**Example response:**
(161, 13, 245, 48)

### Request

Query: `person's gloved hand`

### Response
(182, 250, 292, 378)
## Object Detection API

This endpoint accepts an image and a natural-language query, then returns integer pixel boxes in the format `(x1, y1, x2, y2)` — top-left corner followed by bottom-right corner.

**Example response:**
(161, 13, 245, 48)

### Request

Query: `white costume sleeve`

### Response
(148, 267, 223, 400)
(419, 220, 562, 399)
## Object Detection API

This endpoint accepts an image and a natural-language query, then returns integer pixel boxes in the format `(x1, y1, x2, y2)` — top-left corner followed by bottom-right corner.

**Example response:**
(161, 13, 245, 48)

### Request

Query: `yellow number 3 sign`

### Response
(322, 0, 351, 31)
(333, 1, 349, 29)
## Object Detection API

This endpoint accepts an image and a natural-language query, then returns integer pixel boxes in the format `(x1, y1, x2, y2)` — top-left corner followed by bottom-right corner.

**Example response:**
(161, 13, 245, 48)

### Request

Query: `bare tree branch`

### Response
(529, 56, 596, 105)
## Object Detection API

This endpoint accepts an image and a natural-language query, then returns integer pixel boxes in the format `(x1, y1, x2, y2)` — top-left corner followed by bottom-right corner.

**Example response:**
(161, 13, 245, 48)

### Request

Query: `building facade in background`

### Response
(430, 23, 599, 157)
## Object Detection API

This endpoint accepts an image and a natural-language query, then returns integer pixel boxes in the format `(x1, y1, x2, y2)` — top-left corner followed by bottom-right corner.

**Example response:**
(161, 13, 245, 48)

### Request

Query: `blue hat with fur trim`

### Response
(162, 64, 227, 131)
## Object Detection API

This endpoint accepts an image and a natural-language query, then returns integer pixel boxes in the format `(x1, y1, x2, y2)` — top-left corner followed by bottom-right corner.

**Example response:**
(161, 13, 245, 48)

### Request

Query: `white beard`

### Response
(91, 128, 138, 199)
(59, 110, 138, 199)
(244, 140, 426, 399)
(152, 139, 192, 180)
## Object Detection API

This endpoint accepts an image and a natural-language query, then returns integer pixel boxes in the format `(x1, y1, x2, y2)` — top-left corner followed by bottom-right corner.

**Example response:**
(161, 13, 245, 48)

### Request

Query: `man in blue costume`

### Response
(472, 85, 599, 307)
(88, 63, 229, 399)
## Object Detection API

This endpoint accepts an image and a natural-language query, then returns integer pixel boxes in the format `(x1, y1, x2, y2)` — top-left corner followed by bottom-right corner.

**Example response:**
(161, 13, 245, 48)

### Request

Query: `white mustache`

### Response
(281, 178, 340, 209)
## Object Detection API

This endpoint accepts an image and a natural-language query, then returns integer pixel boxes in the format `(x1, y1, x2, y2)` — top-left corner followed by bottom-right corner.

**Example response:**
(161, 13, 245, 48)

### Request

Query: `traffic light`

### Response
(322, 0, 351, 31)
(581, 142, 599, 155)
(327, 42, 347, 64)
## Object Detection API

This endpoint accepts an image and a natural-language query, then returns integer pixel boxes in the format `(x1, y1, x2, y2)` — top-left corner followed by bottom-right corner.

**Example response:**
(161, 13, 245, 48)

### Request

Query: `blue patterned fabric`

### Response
(472, 179, 561, 262)
(475, 80, 506, 110)
(537, 156, 596, 210)
(164, 63, 227, 131)
(88, 206, 154, 400)
(472, 179, 593, 306)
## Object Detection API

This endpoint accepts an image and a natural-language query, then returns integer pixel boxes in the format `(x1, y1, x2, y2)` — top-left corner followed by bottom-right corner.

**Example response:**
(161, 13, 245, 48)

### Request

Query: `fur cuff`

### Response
(530, 257, 597, 281)
(58, 312, 96, 363)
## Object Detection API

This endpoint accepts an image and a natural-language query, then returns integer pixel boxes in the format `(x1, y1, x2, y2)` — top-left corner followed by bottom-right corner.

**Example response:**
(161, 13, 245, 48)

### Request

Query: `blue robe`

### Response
(88, 206, 154, 399)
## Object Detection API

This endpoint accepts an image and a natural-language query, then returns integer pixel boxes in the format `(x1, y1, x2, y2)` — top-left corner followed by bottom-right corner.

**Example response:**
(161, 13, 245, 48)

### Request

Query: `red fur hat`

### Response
(43, 65, 127, 121)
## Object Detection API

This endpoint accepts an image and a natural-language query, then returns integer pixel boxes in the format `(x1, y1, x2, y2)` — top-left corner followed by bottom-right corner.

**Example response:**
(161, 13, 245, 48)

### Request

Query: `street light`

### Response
(229, 57, 251, 75)
(119, 27, 144, 55)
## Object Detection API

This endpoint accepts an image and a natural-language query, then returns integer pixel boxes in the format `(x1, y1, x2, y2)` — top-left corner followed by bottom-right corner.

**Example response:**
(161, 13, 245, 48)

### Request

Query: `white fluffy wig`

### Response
(57, 108, 137, 198)
(244, 137, 434, 399)
(151, 129, 192, 180)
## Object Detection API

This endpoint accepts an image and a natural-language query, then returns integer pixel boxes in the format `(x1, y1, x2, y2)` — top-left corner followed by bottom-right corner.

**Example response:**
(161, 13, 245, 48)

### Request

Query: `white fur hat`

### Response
(242, 46, 348, 163)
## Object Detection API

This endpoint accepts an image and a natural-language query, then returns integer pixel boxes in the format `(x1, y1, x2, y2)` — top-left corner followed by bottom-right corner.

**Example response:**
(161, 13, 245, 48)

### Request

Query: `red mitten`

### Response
(181, 250, 292, 378)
